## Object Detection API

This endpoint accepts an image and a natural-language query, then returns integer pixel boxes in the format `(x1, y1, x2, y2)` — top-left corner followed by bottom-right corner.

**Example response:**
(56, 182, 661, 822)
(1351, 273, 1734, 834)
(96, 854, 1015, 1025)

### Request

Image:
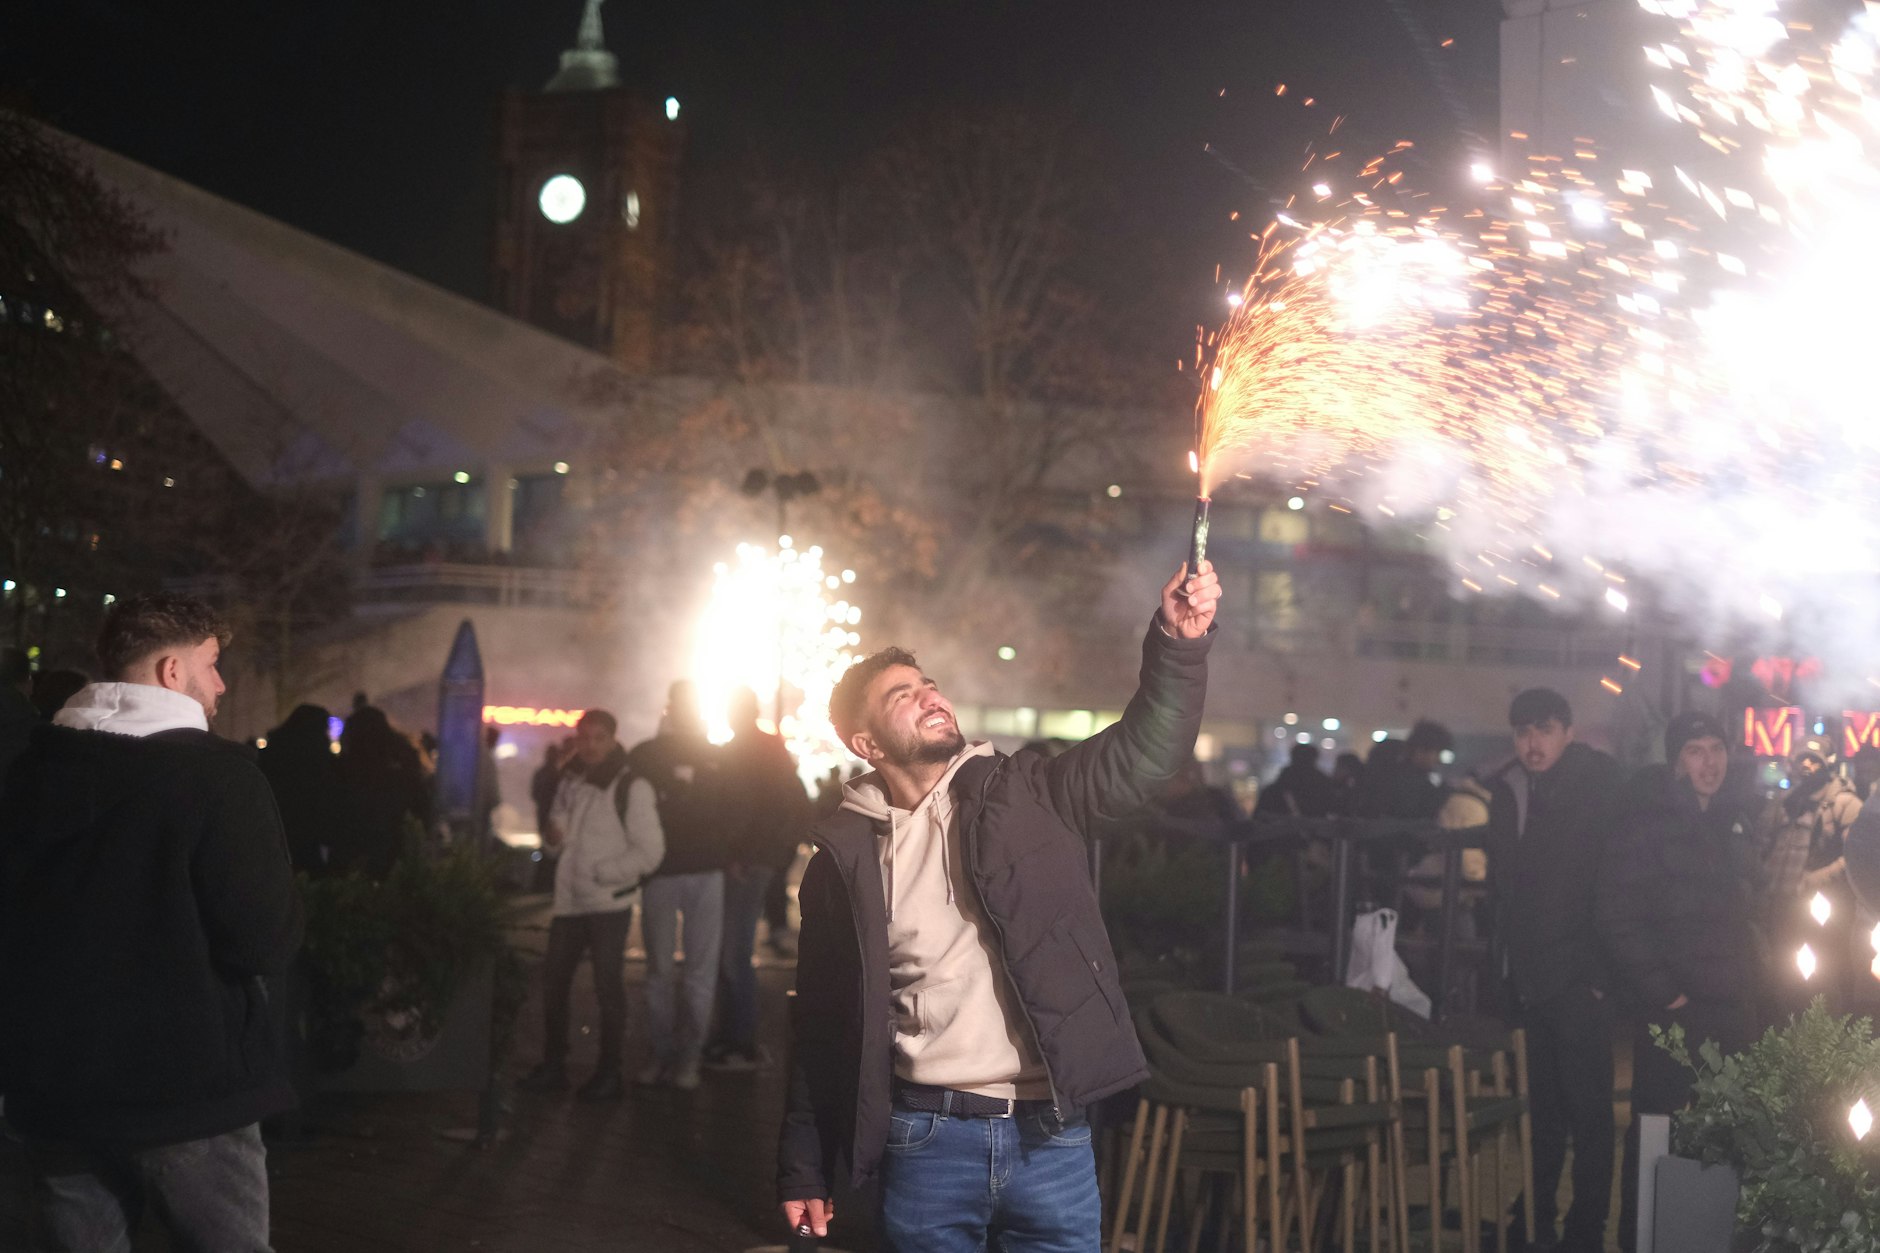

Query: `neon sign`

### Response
(1744, 706, 1805, 758)
(1700, 655, 1823, 697)
(1845, 712, 1880, 758)
(482, 705, 584, 728)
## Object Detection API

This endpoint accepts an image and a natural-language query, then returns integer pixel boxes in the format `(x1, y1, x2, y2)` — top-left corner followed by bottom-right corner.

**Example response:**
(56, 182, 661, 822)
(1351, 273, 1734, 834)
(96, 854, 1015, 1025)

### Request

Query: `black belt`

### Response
(892, 1083, 1049, 1119)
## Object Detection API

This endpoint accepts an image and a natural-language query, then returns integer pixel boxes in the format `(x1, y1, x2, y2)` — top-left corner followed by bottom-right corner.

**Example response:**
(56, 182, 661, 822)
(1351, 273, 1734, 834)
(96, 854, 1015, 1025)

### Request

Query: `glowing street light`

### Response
(1798, 943, 1819, 980)
(1853, 1098, 1874, 1141)
(1812, 892, 1834, 925)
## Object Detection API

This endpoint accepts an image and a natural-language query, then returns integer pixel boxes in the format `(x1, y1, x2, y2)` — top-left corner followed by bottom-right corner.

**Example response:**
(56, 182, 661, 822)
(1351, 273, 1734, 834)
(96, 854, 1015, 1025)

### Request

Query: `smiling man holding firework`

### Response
(777, 561, 1220, 1251)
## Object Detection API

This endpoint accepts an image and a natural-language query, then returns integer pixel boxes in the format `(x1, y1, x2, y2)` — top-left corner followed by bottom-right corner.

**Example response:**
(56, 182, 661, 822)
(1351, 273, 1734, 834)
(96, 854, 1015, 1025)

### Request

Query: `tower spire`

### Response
(575, 0, 605, 51)
(545, 0, 620, 92)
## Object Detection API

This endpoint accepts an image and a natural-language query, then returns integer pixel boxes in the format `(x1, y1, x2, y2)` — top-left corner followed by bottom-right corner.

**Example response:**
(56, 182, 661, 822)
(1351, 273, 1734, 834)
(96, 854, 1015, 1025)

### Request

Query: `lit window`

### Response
(553, 461, 570, 475)
(624, 191, 641, 230)
(665, 96, 681, 120)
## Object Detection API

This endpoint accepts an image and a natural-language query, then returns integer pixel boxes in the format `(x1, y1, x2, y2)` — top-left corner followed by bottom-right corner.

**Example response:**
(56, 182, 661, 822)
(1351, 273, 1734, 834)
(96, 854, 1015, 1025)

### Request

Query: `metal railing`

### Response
(1239, 619, 1637, 668)
(355, 563, 608, 609)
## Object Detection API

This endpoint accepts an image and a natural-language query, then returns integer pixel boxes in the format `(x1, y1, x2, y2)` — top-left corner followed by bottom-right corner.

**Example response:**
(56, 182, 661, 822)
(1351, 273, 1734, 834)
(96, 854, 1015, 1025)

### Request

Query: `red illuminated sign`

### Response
(482, 705, 584, 728)
(1700, 655, 1823, 698)
(1845, 712, 1880, 758)
(1744, 706, 1804, 758)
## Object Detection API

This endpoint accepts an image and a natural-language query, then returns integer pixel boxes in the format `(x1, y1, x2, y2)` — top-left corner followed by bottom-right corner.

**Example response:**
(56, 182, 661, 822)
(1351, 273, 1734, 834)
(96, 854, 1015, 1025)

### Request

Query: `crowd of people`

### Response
(2, 567, 1859, 1253)
(1248, 687, 1868, 1253)
(512, 679, 812, 1099)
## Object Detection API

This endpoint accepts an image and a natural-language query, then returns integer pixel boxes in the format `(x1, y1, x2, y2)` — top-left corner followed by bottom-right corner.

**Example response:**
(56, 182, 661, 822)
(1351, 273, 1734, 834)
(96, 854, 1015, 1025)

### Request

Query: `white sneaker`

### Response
(670, 1064, 701, 1091)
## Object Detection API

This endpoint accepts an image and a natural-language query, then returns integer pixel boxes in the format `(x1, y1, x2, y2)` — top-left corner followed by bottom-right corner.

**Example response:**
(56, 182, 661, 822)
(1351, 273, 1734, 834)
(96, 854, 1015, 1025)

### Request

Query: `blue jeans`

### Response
(642, 871, 725, 1071)
(879, 1105, 1099, 1253)
(27, 1123, 272, 1252)
(710, 865, 773, 1054)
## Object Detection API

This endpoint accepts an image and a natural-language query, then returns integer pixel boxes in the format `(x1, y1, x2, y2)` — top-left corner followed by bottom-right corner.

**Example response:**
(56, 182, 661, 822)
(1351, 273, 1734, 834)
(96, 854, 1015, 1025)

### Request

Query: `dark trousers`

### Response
(1617, 998, 1758, 1252)
(709, 865, 773, 1055)
(541, 908, 632, 1071)
(763, 846, 795, 935)
(1521, 984, 1615, 1252)
(27, 1123, 271, 1252)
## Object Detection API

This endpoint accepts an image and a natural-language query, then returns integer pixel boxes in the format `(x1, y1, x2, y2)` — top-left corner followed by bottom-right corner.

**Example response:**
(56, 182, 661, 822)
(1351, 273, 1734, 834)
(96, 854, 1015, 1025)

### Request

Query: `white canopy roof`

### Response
(63, 130, 629, 488)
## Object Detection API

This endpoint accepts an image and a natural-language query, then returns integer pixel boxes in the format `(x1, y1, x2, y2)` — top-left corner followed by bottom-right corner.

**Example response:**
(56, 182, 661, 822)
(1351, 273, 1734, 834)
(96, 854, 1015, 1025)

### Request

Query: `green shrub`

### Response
(1657, 1000, 1880, 1251)
(299, 843, 526, 1073)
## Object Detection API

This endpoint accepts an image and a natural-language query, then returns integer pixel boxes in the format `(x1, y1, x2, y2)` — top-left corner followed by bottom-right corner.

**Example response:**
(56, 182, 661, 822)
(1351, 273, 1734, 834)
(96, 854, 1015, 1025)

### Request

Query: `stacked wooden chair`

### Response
(1103, 984, 1534, 1253)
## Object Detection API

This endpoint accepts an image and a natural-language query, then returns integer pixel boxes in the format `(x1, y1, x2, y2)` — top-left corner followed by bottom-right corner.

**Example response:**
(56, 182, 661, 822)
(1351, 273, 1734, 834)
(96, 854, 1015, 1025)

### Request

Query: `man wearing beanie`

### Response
(1486, 688, 1621, 1253)
(1598, 710, 1767, 1252)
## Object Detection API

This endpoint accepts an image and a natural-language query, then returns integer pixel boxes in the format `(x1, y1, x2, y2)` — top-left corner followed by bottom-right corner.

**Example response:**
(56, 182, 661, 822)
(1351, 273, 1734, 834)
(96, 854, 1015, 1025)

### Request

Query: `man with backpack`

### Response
(516, 708, 665, 1101)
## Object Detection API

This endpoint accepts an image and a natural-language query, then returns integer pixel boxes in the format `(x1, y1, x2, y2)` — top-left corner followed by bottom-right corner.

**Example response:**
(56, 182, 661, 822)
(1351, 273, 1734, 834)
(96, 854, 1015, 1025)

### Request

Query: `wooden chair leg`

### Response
(1512, 1028, 1537, 1247)
(1266, 1064, 1285, 1253)
(1343, 1155, 1360, 1253)
(1110, 1098, 1150, 1253)
(1363, 1057, 1383, 1253)
(1449, 1047, 1476, 1253)
(1386, 1039, 1411, 1253)
(1138, 1105, 1171, 1253)
(1153, 1109, 1187, 1253)
(1424, 1073, 1443, 1251)
(1491, 1055, 1511, 1253)
(1288, 1038, 1313, 1252)
(1241, 1088, 1259, 1253)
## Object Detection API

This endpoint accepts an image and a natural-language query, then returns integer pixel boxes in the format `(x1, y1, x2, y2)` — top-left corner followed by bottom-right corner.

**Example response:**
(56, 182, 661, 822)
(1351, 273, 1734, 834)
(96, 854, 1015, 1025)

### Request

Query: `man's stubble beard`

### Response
(881, 724, 967, 768)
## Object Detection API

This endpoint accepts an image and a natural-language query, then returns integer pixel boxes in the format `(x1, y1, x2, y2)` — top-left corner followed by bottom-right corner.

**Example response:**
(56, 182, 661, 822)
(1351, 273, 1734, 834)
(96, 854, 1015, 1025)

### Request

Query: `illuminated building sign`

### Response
(1845, 712, 1880, 759)
(1744, 706, 1805, 758)
(1700, 655, 1823, 698)
(482, 705, 584, 728)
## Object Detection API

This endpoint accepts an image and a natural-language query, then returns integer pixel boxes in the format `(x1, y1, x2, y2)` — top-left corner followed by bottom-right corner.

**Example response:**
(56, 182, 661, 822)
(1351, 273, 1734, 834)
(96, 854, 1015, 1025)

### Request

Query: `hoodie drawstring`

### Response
(935, 792, 954, 907)
(886, 810, 898, 925)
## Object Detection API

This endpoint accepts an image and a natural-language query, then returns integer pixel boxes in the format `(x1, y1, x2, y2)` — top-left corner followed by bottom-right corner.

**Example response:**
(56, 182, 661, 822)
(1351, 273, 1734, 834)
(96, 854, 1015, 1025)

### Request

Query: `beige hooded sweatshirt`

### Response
(840, 742, 1051, 1099)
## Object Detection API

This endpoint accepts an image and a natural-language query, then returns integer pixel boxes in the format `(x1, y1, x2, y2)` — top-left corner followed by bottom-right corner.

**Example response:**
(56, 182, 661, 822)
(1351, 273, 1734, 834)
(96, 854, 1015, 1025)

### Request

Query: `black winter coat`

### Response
(1486, 742, 1622, 1007)
(1596, 764, 1766, 1013)
(776, 623, 1211, 1201)
(626, 732, 730, 876)
(0, 726, 304, 1144)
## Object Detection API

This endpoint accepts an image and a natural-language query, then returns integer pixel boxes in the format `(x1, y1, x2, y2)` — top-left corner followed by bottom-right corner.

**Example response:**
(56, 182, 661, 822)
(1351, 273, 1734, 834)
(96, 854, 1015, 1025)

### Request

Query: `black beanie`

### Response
(1664, 710, 1729, 762)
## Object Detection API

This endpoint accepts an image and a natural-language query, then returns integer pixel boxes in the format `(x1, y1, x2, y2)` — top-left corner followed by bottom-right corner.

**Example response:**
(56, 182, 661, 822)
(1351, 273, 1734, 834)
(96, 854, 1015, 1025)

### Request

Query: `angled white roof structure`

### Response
(59, 128, 631, 488)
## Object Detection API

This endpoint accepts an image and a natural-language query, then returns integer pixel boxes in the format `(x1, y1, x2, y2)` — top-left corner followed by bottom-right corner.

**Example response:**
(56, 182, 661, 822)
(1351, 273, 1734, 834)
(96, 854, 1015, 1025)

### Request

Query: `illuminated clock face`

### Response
(538, 174, 587, 224)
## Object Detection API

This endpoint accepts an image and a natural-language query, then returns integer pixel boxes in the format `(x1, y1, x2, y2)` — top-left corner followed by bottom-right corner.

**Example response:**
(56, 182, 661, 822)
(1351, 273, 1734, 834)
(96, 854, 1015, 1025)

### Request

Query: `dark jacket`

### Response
(1355, 741, 1444, 821)
(0, 684, 34, 797)
(336, 707, 432, 878)
(777, 622, 1211, 1201)
(722, 726, 811, 868)
(0, 725, 305, 1144)
(1596, 764, 1766, 1013)
(1255, 761, 1338, 819)
(257, 704, 344, 875)
(627, 731, 730, 876)
(1486, 742, 1622, 1007)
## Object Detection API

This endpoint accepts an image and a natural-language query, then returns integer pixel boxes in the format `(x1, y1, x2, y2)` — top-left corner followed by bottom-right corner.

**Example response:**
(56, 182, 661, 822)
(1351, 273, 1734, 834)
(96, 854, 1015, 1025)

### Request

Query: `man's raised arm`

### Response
(1043, 561, 1221, 833)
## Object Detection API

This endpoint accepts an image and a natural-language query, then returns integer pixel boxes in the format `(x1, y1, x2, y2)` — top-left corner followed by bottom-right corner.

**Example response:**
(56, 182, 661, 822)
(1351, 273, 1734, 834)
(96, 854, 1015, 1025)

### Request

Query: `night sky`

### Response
(6, 0, 1504, 309)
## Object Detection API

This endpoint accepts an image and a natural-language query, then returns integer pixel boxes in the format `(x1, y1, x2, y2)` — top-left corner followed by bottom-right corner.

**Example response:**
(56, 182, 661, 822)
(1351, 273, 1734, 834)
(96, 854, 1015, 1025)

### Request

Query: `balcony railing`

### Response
(355, 563, 609, 609)
(1239, 619, 1639, 668)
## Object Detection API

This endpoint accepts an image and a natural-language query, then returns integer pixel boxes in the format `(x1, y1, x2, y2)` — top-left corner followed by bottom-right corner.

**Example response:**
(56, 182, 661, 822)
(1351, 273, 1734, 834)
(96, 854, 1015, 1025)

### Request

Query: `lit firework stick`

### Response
(690, 539, 861, 787)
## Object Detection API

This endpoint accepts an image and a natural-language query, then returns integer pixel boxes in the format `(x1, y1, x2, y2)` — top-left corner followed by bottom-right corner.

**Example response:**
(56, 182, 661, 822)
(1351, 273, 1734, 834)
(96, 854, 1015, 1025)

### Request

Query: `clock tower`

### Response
(491, 0, 683, 367)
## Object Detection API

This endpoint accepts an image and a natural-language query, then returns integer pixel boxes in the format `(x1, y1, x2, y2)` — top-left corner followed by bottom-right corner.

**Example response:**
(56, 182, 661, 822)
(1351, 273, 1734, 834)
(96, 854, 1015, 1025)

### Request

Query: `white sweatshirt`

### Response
(841, 743, 1050, 1100)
